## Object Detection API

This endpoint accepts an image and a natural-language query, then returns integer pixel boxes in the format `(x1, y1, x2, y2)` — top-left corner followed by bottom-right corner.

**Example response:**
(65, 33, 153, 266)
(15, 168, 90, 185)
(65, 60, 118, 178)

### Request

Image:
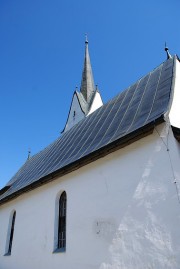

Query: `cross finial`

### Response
(85, 33, 88, 44)
(165, 42, 172, 60)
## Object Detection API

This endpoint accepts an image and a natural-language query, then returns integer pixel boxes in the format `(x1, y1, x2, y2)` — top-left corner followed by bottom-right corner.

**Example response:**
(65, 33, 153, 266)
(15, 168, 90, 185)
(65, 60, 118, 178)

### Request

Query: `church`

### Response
(0, 39, 180, 269)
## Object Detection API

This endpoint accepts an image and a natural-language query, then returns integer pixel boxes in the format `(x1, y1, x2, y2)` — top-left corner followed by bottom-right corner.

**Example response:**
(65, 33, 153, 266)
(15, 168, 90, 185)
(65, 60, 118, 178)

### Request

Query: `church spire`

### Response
(80, 36, 95, 103)
(62, 38, 103, 133)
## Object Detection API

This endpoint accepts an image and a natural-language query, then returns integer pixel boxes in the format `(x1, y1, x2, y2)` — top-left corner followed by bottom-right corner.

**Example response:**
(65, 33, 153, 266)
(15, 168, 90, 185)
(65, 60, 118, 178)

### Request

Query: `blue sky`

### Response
(0, 0, 180, 188)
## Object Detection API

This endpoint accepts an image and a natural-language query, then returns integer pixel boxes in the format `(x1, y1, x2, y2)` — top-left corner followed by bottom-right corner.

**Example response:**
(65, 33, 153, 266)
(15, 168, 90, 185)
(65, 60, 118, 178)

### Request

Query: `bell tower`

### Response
(63, 38, 103, 133)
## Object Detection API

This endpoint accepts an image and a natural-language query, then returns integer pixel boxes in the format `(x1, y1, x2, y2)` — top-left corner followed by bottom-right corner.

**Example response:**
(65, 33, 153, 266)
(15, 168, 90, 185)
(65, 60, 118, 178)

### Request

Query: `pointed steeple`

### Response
(80, 36, 95, 103)
(62, 38, 103, 133)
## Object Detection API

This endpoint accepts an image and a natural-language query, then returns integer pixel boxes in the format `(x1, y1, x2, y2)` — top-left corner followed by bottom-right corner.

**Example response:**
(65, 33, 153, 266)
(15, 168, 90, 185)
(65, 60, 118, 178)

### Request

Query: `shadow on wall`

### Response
(96, 137, 179, 269)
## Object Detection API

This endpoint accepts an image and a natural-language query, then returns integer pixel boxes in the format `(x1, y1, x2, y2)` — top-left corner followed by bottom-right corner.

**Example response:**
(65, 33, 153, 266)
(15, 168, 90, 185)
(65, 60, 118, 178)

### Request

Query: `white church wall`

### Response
(0, 122, 180, 269)
(88, 91, 103, 115)
(64, 92, 84, 132)
(169, 58, 180, 128)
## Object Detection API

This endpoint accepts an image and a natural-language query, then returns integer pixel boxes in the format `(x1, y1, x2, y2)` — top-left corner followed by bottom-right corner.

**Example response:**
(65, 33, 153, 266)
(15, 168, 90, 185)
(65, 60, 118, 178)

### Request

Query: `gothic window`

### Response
(6, 211, 16, 255)
(58, 191, 67, 251)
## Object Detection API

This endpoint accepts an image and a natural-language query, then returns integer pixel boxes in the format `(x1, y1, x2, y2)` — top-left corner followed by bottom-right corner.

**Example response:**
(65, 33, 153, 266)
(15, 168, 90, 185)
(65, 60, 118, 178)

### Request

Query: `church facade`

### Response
(0, 41, 180, 269)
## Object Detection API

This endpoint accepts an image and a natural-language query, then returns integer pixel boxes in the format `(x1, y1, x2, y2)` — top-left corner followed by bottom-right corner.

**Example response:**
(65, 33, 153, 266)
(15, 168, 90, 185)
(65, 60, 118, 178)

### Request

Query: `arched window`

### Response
(58, 191, 67, 251)
(5, 211, 16, 255)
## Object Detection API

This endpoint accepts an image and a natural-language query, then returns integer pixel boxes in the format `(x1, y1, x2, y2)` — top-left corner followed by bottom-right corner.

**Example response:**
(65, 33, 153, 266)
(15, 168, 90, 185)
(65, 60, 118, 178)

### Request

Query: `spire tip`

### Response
(85, 33, 88, 44)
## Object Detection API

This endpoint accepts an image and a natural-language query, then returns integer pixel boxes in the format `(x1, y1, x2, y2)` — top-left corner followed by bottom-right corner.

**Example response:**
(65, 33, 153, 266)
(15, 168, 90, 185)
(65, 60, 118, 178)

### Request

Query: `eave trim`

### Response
(0, 117, 164, 205)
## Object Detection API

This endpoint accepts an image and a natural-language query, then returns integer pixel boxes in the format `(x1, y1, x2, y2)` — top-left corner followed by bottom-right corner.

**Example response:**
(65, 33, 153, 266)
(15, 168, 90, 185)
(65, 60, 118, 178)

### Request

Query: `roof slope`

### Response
(0, 57, 175, 203)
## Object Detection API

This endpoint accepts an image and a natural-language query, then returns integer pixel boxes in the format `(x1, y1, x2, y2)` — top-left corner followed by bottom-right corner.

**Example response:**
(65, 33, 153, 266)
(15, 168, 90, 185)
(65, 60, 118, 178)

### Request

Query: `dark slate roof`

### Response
(0, 57, 175, 203)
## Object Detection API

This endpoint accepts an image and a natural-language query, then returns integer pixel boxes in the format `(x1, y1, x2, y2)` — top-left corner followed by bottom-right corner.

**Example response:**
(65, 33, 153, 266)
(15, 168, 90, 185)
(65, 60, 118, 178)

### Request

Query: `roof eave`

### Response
(171, 126, 180, 142)
(0, 116, 164, 205)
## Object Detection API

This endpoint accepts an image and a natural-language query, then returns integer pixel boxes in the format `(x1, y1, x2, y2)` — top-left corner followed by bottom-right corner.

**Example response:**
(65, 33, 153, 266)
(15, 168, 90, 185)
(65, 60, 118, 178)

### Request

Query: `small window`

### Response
(58, 191, 67, 251)
(5, 211, 16, 255)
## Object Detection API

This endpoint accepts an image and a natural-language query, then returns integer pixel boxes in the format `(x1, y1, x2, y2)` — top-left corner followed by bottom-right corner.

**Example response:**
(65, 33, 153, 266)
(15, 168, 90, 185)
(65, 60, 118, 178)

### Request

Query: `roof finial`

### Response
(165, 42, 172, 60)
(85, 33, 88, 44)
(27, 148, 31, 160)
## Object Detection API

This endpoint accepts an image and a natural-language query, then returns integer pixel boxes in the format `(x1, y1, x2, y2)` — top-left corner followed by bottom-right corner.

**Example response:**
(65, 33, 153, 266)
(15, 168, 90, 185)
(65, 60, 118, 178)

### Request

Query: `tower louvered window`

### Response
(58, 191, 66, 250)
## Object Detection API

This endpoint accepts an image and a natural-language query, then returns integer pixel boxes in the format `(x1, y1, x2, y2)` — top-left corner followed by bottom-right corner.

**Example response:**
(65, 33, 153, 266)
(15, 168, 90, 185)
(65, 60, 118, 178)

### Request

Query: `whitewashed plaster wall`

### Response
(0, 122, 180, 269)
(64, 93, 84, 132)
(88, 91, 103, 115)
(169, 58, 180, 128)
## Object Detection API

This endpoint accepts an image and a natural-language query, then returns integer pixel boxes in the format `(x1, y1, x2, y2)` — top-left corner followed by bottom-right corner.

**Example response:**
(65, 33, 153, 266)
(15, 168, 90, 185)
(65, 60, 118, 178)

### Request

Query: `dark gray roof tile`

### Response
(0, 57, 175, 203)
